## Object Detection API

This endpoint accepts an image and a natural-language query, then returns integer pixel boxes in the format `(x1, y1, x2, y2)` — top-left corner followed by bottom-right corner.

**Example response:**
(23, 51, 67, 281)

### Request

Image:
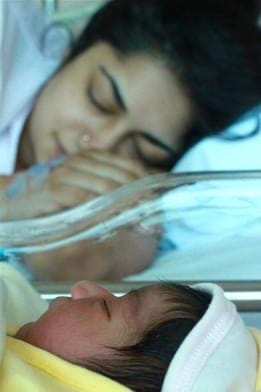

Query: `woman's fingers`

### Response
(3, 150, 149, 219)
(50, 150, 148, 192)
(51, 167, 121, 194)
(48, 181, 97, 209)
(57, 160, 139, 186)
(78, 149, 146, 177)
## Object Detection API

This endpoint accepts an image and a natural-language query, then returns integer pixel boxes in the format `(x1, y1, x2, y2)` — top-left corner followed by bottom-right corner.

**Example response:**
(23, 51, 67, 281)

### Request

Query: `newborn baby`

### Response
(1, 264, 260, 391)
(14, 280, 210, 391)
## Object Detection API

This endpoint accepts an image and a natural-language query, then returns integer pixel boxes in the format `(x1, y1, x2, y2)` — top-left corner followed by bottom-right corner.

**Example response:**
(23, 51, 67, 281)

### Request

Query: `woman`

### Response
(1, 0, 260, 219)
(1, 0, 260, 281)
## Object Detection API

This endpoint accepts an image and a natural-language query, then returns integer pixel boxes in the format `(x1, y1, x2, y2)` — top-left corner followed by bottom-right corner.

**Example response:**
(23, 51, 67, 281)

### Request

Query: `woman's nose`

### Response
(70, 280, 113, 300)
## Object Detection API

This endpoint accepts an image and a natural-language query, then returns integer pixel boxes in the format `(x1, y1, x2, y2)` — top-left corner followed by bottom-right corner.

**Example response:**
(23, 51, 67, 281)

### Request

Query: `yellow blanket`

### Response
(0, 336, 130, 392)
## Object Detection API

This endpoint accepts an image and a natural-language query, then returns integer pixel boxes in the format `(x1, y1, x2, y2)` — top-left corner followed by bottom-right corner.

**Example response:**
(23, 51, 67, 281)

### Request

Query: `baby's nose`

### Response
(71, 280, 112, 300)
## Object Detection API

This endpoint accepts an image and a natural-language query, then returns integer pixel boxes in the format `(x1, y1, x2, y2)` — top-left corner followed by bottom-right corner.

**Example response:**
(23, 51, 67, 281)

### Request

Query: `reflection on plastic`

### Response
(1, 171, 261, 258)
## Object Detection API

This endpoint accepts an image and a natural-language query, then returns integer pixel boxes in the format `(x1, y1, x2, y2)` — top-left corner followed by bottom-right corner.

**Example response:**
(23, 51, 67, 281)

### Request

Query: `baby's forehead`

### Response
(126, 284, 162, 297)
(122, 286, 169, 326)
(130, 284, 174, 308)
(136, 283, 171, 295)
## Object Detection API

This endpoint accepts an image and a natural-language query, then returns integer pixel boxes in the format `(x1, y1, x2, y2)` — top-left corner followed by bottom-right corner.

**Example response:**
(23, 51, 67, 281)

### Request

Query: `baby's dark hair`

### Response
(85, 283, 211, 392)
(65, 0, 261, 161)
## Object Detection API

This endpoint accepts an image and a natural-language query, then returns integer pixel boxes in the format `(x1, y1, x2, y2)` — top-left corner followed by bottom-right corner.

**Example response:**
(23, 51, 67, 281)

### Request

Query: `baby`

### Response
(14, 280, 210, 391)
(1, 264, 261, 391)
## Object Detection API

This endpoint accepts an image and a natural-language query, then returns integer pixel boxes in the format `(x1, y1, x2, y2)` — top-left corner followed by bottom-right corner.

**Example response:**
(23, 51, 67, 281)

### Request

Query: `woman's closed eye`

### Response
(87, 85, 115, 115)
(87, 66, 125, 115)
(133, 132, 177, 170)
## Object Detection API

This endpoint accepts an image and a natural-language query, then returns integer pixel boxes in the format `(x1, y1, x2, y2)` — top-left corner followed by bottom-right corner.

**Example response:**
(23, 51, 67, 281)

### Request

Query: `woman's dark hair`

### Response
(83, 283, 211, 392)
(65, 0, 261, 159)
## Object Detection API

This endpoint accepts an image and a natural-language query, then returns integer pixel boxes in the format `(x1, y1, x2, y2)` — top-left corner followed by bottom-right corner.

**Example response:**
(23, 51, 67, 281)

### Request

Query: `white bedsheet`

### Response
(127, 109, 261, 281)
(128, 178, 261, 281)
(127, 236, 261, 281)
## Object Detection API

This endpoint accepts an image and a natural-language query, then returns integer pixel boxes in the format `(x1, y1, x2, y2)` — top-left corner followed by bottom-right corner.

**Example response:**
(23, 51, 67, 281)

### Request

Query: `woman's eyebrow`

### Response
(99, 65, 127, 111)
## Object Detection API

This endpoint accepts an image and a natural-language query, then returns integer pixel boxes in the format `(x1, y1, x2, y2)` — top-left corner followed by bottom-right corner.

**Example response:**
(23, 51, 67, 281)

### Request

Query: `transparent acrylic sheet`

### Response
(1, 171, 261, 283)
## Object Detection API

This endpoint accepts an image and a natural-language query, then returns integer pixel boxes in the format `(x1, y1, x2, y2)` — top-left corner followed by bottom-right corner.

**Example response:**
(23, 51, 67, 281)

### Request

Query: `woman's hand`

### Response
(23, 228, 158, 281)
(1, 150, 147, 220)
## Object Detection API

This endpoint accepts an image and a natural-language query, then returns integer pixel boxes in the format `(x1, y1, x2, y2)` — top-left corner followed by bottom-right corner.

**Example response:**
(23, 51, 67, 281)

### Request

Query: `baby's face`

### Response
(15, 282, 167, 364)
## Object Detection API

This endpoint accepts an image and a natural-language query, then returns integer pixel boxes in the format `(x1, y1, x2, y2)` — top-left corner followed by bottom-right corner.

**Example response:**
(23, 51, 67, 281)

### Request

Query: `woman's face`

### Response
(21, 42, 193, 169)
(15, 282, 169, 364)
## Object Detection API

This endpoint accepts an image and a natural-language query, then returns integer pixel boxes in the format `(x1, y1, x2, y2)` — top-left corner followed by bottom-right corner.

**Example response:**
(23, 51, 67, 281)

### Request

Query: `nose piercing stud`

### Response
(79, 132, 91, 149)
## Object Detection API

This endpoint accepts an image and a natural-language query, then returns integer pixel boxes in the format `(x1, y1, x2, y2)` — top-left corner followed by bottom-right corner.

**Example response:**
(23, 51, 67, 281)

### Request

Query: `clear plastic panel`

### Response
(1, 171, 261, 282)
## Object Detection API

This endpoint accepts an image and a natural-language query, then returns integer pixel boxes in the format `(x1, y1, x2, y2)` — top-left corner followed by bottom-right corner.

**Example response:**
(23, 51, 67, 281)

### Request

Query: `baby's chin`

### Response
(14, 322, 34, 342)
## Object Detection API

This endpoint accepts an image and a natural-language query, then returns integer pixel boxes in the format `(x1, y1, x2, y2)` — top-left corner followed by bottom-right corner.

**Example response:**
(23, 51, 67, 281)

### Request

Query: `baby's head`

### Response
(15, 281, 211, 391)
